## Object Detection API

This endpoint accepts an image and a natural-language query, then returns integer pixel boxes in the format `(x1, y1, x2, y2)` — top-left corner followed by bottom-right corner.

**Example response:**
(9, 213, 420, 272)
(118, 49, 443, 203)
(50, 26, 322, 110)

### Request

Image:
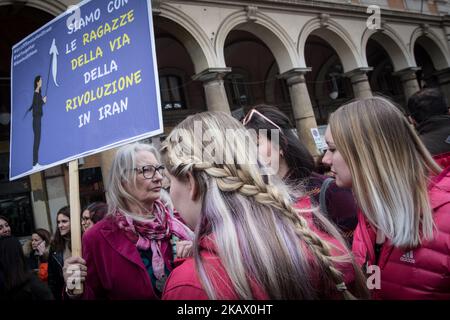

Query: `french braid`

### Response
(197, 163, 354, 299)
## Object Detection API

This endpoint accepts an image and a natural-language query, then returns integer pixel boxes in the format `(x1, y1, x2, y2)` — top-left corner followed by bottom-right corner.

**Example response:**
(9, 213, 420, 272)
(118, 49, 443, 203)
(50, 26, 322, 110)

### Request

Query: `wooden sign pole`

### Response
(68, 160, 83, 294)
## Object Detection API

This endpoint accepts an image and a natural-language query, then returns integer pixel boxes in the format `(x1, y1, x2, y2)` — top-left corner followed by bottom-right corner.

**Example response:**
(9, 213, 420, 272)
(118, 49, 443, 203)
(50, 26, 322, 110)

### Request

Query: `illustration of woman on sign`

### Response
(28, 75, 47, 168)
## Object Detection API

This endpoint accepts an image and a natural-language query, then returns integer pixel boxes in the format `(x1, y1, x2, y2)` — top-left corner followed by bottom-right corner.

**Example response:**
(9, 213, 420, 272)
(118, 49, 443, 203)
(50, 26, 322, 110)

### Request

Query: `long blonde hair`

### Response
(329, 97, 442, 248)
(161, 111, 366, 299)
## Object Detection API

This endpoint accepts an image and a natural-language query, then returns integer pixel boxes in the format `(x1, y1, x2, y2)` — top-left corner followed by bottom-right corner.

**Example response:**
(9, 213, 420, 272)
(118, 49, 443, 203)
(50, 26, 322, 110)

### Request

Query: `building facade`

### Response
(0, 0, 449, 235)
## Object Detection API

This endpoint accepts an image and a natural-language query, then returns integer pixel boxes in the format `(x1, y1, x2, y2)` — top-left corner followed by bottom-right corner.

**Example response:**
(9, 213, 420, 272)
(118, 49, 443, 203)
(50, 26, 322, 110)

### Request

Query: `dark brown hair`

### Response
(50, 206, 71, 253)
(243, 104, 315, 182)
(84, 202, 108, 224)
(0, 236, 31, 293)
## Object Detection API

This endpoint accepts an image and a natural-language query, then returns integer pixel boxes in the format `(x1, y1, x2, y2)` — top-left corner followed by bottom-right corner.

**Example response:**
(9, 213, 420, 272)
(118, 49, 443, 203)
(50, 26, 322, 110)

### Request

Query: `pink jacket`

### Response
(81, 215, 174, 299)
(163, 198, 356, 300)
(162, 236, 269, 300)
(294, 197, 356, 286)
(434, 152, 450, 169)
(352, 166, 450, 299)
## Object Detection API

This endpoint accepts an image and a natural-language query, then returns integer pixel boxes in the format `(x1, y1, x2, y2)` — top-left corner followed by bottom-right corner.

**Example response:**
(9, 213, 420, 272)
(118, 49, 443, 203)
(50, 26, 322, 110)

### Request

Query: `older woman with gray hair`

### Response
(63, 142, 193, 299)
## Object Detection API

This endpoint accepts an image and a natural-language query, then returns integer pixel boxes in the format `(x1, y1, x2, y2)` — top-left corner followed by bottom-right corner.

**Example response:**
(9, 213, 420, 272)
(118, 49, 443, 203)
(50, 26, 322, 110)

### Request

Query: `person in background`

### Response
(63, 143, 193, 299)
(406, 88, 450, 167)
(242, 105, 358, 244)
(161, 111, 367, 300)
(81, 202, 108, 234)
(0, 216, 12, 237)
(323, 96, 450, 299)
(25, 228, 51, 283)
(0, 236, 53, 300)
(48, 206, 71, 300)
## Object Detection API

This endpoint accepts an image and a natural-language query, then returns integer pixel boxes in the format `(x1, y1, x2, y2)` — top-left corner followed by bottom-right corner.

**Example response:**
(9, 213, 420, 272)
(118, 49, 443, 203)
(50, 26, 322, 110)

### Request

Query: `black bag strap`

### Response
(319, 177, 334, 216)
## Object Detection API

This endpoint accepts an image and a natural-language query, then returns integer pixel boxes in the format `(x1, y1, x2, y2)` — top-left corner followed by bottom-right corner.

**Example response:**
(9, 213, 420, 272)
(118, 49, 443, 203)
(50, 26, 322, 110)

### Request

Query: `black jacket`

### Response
(416, 115, 450, 156)
(47, 250, 64, 300)
(0, 274, 53, 300)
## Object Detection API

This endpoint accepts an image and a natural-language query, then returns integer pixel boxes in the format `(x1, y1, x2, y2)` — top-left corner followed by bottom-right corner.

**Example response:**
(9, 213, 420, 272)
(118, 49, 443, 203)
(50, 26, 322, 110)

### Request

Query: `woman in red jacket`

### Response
(322, 96, 450, 299)
(161, 111, 367, 300)
(63, 143, 193, 299)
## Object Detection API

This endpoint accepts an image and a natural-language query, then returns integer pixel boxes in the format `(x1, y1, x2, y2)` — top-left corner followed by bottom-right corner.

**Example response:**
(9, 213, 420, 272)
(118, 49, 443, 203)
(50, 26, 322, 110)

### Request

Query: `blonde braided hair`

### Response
(198, 163, 354, 299)
(162, 111, 363, 299)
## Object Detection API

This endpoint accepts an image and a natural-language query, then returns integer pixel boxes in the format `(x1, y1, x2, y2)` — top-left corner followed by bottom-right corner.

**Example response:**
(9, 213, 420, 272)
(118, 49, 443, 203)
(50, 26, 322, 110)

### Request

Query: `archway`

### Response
(305, 35, 354, 124)
(223, 30, 290, 119)
(154, 17, 207, 129)
(414, 39, 441, 88)
(366, 39, 404, 104)
(362, 28, 412, 72)
(413, 34, 450, 72)
(299, 18, 361, 73)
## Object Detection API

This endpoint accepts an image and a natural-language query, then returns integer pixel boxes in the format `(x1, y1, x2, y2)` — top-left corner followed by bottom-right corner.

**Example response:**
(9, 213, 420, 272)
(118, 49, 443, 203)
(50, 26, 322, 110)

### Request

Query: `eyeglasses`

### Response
(242, 109, 281, 131)
(133, 165, 165, 180)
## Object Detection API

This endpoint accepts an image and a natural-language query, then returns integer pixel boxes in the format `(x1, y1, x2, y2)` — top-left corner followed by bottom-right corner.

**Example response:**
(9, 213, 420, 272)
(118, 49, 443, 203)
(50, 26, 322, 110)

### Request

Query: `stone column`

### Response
(434, 68, 450, 104)
(29, 172, 52, 232)
(440, 10, 450, 49)
(393, 67, 421, 101)
(100, 148, 117, 190)
(193, 68, 231, 114)
(44, 166, 69, 233)
(344, 68, 373, 99)
(279, 68, 320, 157)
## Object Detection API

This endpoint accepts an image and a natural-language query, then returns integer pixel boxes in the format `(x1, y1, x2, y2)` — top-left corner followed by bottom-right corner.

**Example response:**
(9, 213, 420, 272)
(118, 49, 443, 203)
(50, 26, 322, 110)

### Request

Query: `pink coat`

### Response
(434, 152, 450, 169)
(294, 197, 356, 286)
(162, 236, 269, 300)
(81, 215, 174, 299)
(352, 166, 450, 299)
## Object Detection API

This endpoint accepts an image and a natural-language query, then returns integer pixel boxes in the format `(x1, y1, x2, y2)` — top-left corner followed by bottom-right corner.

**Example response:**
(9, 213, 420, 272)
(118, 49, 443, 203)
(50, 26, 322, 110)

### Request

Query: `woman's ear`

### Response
(186, 172, 199, 201)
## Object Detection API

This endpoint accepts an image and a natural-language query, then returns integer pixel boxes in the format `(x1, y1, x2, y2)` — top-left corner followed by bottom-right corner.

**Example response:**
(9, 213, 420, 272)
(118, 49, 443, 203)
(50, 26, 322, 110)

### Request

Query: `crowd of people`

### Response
(0, 202, 110, 300)
(0, 88, 449, 300)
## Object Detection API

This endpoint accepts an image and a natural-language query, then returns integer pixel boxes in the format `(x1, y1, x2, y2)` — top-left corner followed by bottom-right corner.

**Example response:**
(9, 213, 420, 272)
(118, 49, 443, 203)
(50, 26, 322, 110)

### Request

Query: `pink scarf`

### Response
(115, 200, 192, 281)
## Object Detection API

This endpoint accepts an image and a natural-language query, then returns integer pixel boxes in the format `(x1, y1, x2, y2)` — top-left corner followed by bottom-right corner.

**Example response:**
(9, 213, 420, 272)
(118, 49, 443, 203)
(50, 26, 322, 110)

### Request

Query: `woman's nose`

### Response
(153, 170, 163, 181)
(322, 150, 332, 166)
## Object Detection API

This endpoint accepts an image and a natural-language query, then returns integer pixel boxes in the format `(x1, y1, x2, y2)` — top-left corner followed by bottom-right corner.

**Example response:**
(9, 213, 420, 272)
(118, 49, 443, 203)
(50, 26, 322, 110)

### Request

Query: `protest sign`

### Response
(10, 0, 162, 180)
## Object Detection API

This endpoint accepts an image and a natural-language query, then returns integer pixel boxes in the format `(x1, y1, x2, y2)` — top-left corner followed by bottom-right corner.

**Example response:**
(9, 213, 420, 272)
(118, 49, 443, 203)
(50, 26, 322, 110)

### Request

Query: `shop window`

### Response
(0, 194, 34, 237)
(79, 167, 105, 209)
(159, 75, 186, 110)
(225, 73, 251, 110)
